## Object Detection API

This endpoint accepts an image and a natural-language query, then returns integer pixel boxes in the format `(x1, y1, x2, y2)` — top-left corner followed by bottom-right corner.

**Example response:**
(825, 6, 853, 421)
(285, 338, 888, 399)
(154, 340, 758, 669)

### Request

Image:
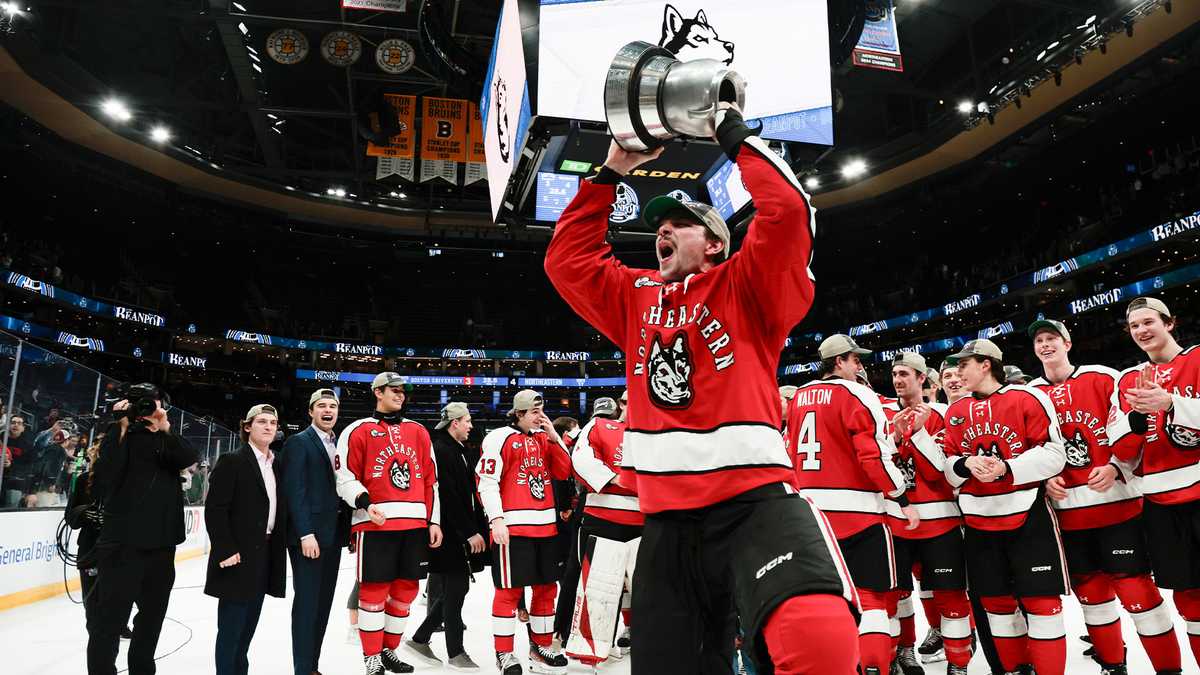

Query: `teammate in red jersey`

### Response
(1029, 318, 1182, 674)
(882, 352, 973, 675)
(477, 390, 573, 675)
(940, 359, 968, 405)
(335, 372, 443, 675)
(556, 396, 640, 664)
(788, 334, 918, 675)
(941, 339, 1068, 675)
(546, 104, 860, 675)
(1108, 296, 1200, 670)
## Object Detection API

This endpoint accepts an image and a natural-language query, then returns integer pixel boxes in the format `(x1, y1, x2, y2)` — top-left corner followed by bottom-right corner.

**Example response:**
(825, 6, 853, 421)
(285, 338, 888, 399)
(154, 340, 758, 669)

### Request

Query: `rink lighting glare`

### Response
(149, 126, 171, 143)
(237, 22, 249, 35)
(956, 100, 973, 114)
(232, 2, 247, 10)
(841, 159, 868, 179)
(804, 177, 819, 189)
(251, 63, 262, 73)
(327, 187, 346, 197)
(101, 99, 132, 122)
(1, 3, 20, 15)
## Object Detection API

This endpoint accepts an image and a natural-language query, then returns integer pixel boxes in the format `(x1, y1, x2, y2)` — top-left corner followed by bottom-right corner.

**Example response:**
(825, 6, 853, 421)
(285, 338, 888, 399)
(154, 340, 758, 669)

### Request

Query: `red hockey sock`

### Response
(1022, 596, 1066, 675)
(383, 578, 418, 650)
(1172, 587, 1200, 670)
(858, 589, 894, 672)
(1072, 573, 1125, 666)
(621, 607, 632, 629)
(529, 582, 558, 647)
(762, 594, 860, 675)
(358, 581, 390, 656)
(493, 587, 523, 653)
(933, 590, 973, 667)
(981, 595, 1027, 671)
(918, 590, 940, 630)
(1110, 574, 1180, 671)
(895, 592, 917, 647)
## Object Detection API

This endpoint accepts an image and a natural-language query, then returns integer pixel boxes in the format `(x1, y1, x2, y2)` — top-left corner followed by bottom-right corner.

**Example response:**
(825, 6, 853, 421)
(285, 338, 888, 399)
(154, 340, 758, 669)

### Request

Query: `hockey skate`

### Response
(364, 653, 385, 675)
(379, 647, 415, 673)
(496, 651, 523, 675)
(528, 642, 568, 674)
(616, 626, 631, 656)
(916, 627, 945, 663)
(894, 646, 924, 674)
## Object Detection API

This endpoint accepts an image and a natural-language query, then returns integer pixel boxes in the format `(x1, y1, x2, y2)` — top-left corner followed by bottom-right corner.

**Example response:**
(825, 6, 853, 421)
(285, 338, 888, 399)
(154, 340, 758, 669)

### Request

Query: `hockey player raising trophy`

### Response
(546, 47, 862, 675)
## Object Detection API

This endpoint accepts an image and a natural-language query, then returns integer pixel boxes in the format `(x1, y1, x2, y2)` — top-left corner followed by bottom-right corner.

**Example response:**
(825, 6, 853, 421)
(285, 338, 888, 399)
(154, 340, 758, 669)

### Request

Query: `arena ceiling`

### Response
(0, 0, 1196, 236)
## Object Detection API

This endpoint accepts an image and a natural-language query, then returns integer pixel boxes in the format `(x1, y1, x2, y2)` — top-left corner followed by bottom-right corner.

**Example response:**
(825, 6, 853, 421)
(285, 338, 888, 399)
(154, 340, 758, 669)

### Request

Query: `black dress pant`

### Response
(413, 569, 470, 657)
(215, 550, 269, 675)
(86, 546, 176, 675)
(288, 545, 341, 675)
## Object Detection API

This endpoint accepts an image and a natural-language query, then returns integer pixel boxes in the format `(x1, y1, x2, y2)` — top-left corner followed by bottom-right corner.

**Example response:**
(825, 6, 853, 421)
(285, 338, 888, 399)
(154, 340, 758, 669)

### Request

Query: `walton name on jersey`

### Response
(958, 421, 1022, 452)
(636, 296, 735, 375)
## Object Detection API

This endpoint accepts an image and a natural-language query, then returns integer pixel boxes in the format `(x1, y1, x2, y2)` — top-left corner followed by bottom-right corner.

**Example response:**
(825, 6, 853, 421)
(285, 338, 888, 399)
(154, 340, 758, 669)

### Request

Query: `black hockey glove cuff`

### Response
(894, 494, 911, 508)
(593, 166, 624, 185)
(1128, 411, 1149, 434)
(716, 109, 759, 161)
(952, 457, 972, 479)
(355, 493, 372, 510)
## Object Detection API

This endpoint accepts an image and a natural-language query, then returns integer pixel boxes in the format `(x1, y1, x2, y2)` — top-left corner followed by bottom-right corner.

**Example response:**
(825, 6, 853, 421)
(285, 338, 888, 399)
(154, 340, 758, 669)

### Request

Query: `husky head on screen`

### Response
(494, 77, 511, 163)
(658, 4, 735, 65)
(390, 458, 412, 491)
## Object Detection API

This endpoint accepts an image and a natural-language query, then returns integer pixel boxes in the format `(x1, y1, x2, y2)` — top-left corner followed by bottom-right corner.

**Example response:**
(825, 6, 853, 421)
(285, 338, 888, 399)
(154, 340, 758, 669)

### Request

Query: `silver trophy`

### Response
(605, 40, 746, 152)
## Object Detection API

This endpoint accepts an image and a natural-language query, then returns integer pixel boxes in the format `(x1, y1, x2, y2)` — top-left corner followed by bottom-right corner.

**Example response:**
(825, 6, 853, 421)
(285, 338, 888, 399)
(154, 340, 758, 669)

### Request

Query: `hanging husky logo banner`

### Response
(481, 0, 532, 220)
(853, 0, 904, 71)
(537, 0, 833, 145)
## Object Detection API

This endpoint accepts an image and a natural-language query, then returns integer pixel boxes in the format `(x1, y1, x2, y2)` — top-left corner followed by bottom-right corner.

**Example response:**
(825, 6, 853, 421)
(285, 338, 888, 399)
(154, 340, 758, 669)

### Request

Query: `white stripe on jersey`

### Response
(624, 424, 790, 474)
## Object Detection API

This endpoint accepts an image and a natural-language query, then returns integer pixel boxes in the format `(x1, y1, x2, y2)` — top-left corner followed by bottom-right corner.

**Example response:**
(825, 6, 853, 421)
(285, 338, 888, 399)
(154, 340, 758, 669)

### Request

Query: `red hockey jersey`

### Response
(1029, 365, 1141, 530)
(881, 401, 961, 539)
(943, 386, 1066, 531)
(572, 417, 643, 527)
(1108, 345, 1200, 505)
(335, 416, 440, 534)
(476, 426, 572, 538)
(545, 135, 815, 514)
(787, 378, 907, 539)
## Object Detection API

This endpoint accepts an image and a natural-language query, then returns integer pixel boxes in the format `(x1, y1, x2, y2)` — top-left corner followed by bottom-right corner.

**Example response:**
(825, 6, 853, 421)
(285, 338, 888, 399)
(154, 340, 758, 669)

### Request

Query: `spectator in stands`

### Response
(2, 414, 31, 507)
(30, 423, 78, 505)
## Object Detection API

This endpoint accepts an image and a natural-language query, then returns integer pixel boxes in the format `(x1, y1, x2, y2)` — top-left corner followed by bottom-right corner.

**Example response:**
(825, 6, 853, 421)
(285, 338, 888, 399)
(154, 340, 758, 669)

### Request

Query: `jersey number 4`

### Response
(794, 411, 822, 471)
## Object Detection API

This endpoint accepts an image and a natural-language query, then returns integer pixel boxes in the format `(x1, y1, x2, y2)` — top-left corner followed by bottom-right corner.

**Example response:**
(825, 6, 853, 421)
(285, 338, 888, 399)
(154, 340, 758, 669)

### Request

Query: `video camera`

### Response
(96, 382, 170, 423)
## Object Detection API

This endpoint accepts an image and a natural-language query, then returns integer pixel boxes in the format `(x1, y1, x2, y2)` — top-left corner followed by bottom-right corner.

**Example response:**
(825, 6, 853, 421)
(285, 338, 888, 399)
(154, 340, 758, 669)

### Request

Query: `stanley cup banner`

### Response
(367, 94, 416, 181)
(419, 97, 469, 184)
(465, 102, 487, 186)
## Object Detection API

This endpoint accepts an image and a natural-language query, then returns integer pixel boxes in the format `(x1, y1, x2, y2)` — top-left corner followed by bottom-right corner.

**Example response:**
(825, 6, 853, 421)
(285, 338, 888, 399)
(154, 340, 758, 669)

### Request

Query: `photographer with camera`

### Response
(85, 383, 197, 675)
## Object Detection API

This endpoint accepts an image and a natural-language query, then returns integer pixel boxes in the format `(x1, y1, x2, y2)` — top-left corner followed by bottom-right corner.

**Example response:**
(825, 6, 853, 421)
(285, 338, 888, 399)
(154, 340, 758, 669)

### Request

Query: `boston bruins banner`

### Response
(367, 94, 416, 181)
(465, 103, 487, 186)
(419, 97, 468, 184)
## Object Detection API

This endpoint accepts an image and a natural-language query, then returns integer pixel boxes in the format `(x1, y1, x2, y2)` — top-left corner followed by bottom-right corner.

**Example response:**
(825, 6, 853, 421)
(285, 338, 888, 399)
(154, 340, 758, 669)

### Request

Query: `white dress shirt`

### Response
(300, 426, 339, 543)
(251, 444, 277, 535)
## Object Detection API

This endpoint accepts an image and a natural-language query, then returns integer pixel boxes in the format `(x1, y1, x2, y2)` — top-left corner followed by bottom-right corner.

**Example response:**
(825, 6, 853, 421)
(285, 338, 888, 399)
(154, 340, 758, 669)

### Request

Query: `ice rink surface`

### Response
(1, 550, 1197, 674)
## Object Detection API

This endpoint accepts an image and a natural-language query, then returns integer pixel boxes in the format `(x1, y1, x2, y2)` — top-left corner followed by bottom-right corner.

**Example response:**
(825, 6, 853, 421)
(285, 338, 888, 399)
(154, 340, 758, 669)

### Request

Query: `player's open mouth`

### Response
(657, 241, 675, 265)
(320, 414, 334, 423)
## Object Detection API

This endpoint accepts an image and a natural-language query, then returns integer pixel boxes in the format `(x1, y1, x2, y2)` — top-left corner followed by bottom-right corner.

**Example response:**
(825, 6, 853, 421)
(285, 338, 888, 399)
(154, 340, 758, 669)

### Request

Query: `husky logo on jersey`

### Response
(647, 333, 693, 409)
(975, 443, 1003, 460)
(1064, 429, 1092, 467)
(610, 182, 640, 224)
(898, 456, 917, 490)
(528, 471, 546, 500)
(389, 458, 411, 491)
(1166, 423, 1200, 449)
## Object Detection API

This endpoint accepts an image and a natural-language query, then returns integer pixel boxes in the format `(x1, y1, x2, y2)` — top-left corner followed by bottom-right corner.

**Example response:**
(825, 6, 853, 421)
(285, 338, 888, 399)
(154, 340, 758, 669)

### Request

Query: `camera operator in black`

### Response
(85, 384, 198, 675)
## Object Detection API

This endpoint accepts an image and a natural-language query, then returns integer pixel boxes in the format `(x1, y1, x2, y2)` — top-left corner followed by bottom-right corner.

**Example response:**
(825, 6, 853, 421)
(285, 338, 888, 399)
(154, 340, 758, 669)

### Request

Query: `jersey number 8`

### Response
(794, 410, 821, 471)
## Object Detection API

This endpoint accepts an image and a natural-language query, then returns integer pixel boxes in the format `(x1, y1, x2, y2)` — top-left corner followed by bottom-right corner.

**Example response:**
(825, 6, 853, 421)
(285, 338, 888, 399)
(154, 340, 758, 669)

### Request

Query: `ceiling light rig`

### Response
(101, 99, 132, 122)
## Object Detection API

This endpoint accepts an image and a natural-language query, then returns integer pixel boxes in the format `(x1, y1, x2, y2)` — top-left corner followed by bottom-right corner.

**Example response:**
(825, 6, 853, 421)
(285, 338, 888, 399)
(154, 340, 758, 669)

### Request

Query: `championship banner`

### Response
(419, 97, 468, 184)
(852, 0, 904, 71)
(342, 0, 407, 12)
(465, 102, 487, 185)
(367, 94, 416, 181)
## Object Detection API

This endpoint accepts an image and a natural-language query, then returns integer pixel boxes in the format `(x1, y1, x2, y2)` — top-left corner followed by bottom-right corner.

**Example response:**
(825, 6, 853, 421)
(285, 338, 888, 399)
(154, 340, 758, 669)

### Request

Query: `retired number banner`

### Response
(368, 94, 416, 181)
(420, 97, 468, 184)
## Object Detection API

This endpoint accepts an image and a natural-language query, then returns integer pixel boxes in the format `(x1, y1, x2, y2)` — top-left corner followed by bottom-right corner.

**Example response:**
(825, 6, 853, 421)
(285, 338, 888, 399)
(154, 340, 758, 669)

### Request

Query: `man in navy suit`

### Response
(283, 388, 349, 675)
